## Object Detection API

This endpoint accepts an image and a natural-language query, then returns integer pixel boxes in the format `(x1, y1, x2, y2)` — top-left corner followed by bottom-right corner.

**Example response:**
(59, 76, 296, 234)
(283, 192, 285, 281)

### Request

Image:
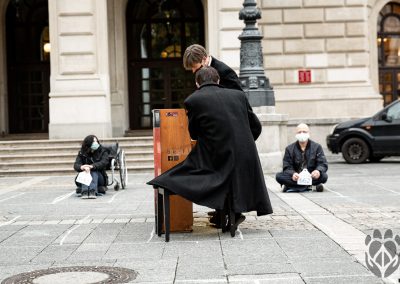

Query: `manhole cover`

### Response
(1, 266, 137, 284)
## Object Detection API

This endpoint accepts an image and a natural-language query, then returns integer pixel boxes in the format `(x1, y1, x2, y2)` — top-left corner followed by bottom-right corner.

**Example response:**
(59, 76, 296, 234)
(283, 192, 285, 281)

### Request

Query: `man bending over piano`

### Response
(147, 66, 273, 234)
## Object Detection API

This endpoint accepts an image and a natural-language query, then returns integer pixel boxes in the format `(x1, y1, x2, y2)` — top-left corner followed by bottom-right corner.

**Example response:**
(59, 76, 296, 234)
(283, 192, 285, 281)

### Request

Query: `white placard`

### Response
(76, 171, 92, 186)
(297, 169, 312, 186)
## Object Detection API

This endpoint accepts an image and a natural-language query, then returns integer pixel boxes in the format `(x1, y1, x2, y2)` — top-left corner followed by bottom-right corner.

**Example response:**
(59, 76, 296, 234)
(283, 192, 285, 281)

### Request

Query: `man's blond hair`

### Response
(183, 44, 208, 70)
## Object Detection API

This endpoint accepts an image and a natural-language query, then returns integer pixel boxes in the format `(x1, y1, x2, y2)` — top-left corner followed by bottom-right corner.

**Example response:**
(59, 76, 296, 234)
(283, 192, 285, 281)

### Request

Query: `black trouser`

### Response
(275, 172, 328, 189)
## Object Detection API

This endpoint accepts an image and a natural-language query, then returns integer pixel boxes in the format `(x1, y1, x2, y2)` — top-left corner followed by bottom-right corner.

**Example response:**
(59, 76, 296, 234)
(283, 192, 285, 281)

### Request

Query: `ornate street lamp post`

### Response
(239, 0, 275, 107)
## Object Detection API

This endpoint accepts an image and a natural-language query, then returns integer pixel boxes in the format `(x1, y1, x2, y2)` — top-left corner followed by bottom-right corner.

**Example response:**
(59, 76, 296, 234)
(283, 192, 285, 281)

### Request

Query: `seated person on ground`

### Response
(74, 135, 109, 199)
(275, 123, 328, 193)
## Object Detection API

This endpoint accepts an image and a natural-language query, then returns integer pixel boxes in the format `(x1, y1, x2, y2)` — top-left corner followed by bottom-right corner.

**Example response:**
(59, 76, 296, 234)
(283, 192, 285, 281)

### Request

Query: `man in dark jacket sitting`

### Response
(276, 123, 328, 192)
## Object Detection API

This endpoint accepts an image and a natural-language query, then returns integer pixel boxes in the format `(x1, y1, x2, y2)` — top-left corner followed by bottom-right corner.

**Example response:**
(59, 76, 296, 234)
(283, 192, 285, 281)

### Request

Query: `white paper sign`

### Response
(76, 171, 92, 186)
(297, 169, 312, 186)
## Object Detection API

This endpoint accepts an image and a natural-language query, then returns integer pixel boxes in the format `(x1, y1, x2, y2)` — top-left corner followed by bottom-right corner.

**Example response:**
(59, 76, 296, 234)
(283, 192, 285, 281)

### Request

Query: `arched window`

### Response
(377, 2, 400, 105)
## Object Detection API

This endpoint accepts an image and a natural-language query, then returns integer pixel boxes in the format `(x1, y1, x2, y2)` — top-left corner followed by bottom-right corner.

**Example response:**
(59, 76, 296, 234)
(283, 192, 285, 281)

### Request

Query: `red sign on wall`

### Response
(298, 70, 312, 84)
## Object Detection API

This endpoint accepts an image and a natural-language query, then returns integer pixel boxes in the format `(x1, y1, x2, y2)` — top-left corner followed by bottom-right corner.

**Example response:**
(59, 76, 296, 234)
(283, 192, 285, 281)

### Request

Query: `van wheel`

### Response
(341, 138, 370, 164)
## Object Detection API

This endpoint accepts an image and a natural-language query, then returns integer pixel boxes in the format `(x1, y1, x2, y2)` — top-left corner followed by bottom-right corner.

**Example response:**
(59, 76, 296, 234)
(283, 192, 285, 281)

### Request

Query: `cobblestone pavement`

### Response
(0, 157, 397, 283)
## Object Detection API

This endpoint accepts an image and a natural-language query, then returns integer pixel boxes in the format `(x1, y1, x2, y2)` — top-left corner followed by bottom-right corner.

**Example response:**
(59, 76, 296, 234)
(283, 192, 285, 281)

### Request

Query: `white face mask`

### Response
(295, 132, 310, 143)
(91, 142, 100, 151)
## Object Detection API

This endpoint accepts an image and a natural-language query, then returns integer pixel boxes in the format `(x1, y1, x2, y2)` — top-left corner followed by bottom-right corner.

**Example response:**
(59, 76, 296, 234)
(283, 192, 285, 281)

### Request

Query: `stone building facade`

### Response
(0, 0, 396, 142)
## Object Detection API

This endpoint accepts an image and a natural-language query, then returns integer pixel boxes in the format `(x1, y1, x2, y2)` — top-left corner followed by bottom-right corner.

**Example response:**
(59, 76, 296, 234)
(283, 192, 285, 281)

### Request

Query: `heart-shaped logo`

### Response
(365, 229, 400, 278)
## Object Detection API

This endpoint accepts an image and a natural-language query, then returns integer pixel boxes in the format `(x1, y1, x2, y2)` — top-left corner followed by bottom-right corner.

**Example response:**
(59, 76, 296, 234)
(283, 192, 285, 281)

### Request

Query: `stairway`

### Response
(0, 137, 154, 177)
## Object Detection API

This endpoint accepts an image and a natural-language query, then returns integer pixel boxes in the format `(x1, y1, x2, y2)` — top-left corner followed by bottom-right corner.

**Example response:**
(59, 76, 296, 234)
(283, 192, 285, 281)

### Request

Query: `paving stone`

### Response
(0, 166, 392, 284)
(175, 258, 226, 280)
(229, 273, 303, 284)
(275, 236, 354, 260)
(163, 240, 222, 259)
(104, 243, 165, 260)
(30, 244, 78, 263)
(0, 246, 43, 265)
(291, 258, 374, 278)
(227, 262, 296, 277)
(115, 258, 177, 283)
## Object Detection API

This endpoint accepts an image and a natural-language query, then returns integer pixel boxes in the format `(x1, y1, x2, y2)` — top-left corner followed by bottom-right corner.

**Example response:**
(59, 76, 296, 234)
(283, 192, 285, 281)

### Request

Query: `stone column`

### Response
(48, 0, 112, 139)
(238, 0, 287, 173)
(254, 106, 288, 174)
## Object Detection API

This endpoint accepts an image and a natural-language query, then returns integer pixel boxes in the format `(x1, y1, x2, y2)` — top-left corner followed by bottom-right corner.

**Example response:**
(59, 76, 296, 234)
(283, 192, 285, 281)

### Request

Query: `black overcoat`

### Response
(210, 57, 243, 91)
(147, 83, 273, 216)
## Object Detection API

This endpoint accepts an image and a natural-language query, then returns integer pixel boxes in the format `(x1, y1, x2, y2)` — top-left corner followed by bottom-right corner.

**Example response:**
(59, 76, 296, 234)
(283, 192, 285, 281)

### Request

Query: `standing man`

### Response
(183, 44, 243, 91)
(183, 44, 244, 225)
(147, 67, 272, 234)
(275, 123, 328, 192)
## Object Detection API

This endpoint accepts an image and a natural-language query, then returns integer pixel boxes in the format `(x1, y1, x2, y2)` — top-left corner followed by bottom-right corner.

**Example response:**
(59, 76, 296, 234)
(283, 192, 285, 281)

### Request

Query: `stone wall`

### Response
(216, 0, 382, 123)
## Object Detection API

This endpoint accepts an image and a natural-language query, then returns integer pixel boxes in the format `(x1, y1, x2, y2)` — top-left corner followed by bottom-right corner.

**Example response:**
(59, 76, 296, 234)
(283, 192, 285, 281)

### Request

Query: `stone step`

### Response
(0, 151, 154, 162)
(0, 157, 154, 170)
(0, 136, 155, 176)
(0, 144, 153, 155)
(0, 137, 153, 148)
(124, 129, 153, 137)
(0, 165, 154, 177)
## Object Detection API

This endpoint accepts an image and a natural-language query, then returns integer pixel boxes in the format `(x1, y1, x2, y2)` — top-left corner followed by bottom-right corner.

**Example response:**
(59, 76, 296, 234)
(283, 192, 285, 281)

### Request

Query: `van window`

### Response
(387, 102, 400, 120)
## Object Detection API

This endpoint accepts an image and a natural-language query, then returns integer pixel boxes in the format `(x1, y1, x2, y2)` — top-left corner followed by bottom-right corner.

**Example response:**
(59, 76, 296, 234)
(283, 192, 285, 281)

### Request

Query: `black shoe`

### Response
(210, 211, 222, 227)
(76, 187, 82, 194)
(98, 186, 108, 194)
(88, 190, 97, 199)
(230, 214, 246, 237)
(316, 184, 324, 192)
(210, 214, 217, 225)
(282, 185, 288, 192)
(81, 191, 89, 199)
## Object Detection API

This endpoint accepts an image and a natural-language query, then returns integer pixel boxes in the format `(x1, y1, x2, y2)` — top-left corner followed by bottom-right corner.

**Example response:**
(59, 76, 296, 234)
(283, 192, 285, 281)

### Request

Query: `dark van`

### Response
(326, 99, 400, 163)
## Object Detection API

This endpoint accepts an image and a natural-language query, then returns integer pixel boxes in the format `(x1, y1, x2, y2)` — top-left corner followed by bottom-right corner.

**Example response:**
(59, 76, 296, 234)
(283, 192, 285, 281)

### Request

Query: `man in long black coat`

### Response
(147, 67, 273, 230)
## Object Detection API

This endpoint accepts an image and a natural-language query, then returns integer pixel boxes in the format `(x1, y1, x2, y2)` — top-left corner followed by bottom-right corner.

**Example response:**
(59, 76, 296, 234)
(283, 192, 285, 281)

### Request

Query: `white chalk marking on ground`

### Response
(146, 227, 155, 243)
(59, 215, 90, 246)
(370, 181, 400, 195)
(0, 176, 50, 195)
(237, 228, 244, 240)
(51, 191, 75, 204)
(0, 216, 20, 227)
(321, 185, 380, 212)
(108, 191, 121, 203)
(323, 185, 345, 197)
(0, 192, 25, 203)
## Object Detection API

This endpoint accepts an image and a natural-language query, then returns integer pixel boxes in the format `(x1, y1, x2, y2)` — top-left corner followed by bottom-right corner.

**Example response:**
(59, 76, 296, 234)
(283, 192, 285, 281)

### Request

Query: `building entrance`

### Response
(126, 0, 204, 129)
(6, 0, 50, 133)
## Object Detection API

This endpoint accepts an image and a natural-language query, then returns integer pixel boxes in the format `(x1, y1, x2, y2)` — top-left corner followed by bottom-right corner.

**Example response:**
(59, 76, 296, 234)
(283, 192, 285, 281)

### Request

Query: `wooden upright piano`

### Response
(152, 109, 193, 234)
